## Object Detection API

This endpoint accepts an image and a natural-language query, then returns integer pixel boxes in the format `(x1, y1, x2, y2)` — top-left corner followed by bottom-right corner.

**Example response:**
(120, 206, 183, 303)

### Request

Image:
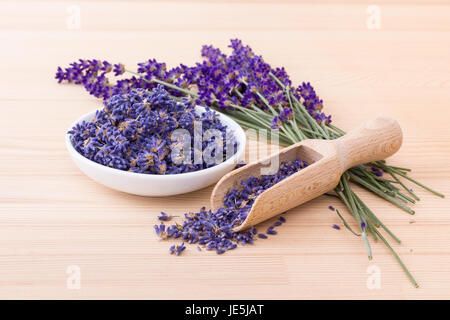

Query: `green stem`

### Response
(336, 209, 360, 236)
(372, 227, 419, 288)
(327, 123, 346, 136)
(352, 191, 401, 243)
(379, 163, 444, 198)
(349, 173, 415, 215)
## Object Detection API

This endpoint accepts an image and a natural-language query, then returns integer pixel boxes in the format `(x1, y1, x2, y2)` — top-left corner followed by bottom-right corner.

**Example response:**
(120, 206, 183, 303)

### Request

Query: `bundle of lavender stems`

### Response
(56, 39, 444, 287)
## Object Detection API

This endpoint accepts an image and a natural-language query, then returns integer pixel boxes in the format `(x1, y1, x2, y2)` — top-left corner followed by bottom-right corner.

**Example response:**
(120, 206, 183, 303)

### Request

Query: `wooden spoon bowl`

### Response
(211, 116, 403, 232)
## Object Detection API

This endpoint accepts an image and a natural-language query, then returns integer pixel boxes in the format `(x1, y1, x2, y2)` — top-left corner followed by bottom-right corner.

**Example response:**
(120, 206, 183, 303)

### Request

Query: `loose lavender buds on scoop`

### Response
(156, 158, 308, 255)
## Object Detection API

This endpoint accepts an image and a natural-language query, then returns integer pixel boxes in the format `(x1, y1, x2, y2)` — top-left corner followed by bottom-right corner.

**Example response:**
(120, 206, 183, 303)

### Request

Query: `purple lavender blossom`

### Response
(158, 212, 175, 221)
(328, 205, 335, 211)
(332, 224, 341, 230)
(270, 116, 282, 130)
(370, 166, 383, 177)
(169, 242, 186, 256)
(266, 227, 277, 235)
(154, 224, 166, 238)
(175, 242, 186, 255)
(56, 39, 330, 124)
(278, 107, 294, 122)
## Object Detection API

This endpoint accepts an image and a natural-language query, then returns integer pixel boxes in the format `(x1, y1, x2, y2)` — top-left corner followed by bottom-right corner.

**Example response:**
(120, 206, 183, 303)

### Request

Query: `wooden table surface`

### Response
(1, 0, 449, 299)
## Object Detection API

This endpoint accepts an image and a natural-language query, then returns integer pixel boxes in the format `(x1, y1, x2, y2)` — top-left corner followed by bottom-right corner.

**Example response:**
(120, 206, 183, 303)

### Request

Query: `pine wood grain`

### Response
(0, 0, 449, 299)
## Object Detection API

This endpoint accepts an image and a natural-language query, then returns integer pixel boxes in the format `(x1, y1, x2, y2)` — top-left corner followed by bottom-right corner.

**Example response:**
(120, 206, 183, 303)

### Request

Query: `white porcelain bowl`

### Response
(65, 106, 246, 196)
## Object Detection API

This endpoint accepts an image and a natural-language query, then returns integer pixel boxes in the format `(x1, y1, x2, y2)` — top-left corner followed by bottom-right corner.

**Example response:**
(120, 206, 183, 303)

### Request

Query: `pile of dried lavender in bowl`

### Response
(68, 85, 237, 174)
(154, 158, 308, 255)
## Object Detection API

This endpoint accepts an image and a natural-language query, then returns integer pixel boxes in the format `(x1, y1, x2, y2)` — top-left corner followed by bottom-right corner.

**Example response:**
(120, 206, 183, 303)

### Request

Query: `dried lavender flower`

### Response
(158, 212, 175, 221)
(169, 242, 186, 256)
(156, 158, 308, 254)
(154, 224, 166, 238)
(68, 86, 237, 174)
(370, 166, 384, 177)
(266, 226, 277, 235)
(176, 242, 186, 255)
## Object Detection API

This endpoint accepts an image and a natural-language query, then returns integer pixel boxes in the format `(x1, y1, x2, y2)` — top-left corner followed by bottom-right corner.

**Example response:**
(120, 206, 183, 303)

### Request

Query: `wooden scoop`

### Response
(211, 116, 403, 232)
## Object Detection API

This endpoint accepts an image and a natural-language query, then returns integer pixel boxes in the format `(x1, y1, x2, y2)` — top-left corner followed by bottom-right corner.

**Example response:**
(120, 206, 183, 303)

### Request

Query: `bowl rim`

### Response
(65, 105, 246, 180)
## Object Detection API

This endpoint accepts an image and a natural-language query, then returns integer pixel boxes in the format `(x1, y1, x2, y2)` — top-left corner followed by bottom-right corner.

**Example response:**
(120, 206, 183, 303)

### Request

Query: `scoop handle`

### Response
(334, 116, 403, 171)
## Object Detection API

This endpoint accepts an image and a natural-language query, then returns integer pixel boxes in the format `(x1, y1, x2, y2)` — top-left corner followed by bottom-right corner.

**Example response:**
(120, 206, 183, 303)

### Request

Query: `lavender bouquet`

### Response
(56, 39, 444, 287)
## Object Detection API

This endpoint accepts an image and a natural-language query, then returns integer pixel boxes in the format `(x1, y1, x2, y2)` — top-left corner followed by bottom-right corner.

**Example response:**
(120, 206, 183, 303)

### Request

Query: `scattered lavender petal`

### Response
(158, 212, 174, 221)
(266, 226, 277, 235)
(154, 159, 308, 254)
(175, 242, 186, 256)
(273, 221, 282, 227)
